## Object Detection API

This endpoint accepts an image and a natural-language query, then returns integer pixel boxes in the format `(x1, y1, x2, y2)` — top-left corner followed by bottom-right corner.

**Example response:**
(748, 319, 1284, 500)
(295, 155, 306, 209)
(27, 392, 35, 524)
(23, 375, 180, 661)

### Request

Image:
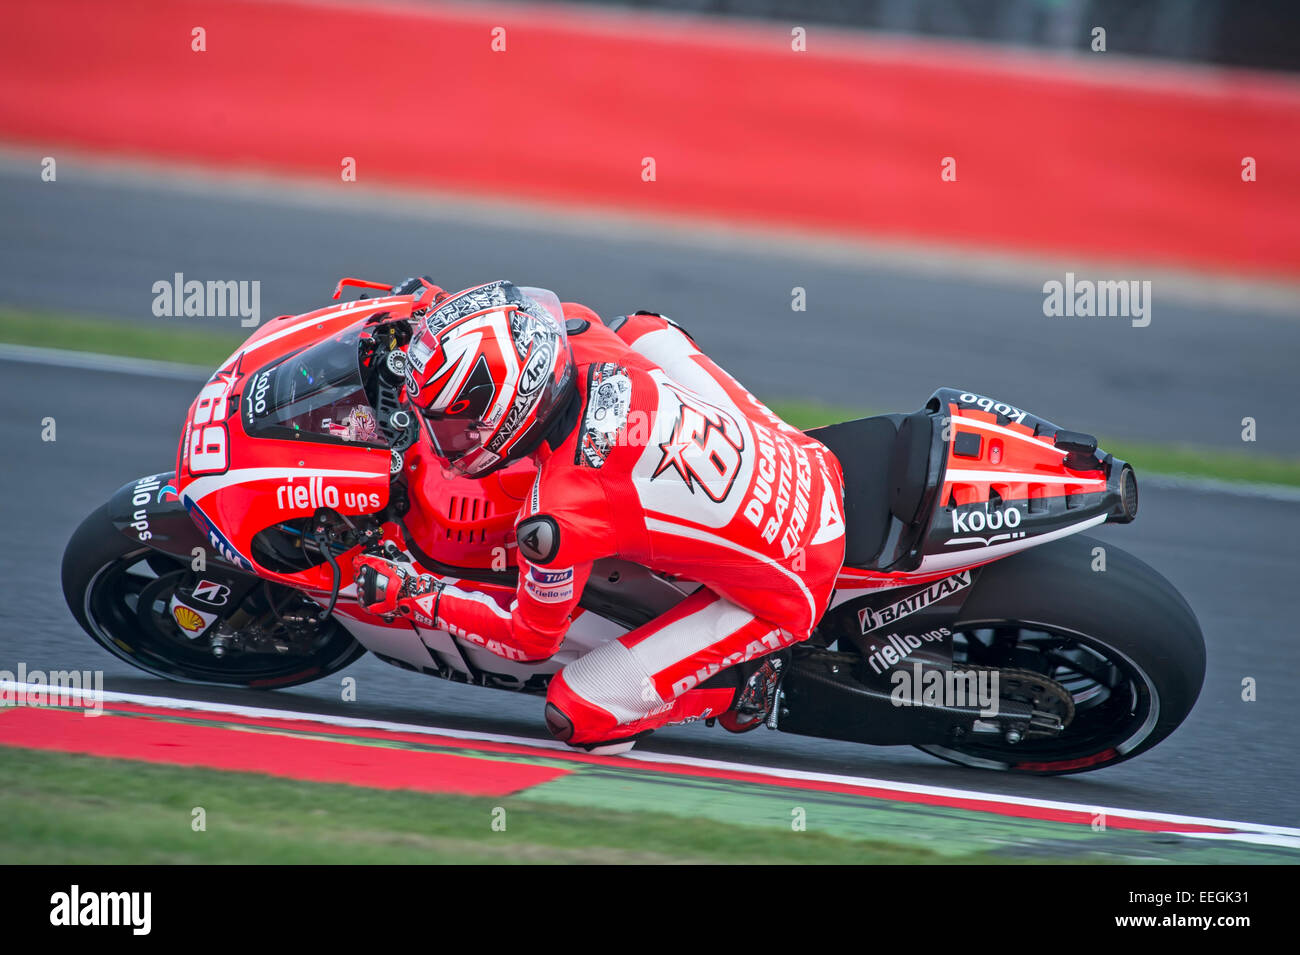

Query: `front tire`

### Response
(62, 502, 366, 688)
(916, 534, 1205, 775)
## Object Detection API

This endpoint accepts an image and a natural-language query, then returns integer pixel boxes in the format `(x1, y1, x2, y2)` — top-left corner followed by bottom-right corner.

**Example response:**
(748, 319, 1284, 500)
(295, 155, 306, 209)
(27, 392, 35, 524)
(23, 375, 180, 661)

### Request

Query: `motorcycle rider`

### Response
(354, 278, 847, 753)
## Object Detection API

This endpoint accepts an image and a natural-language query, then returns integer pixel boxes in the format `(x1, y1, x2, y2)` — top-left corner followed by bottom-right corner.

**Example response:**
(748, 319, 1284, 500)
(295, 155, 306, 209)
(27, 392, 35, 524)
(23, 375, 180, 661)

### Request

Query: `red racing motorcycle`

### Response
(62, 279, 1205, 774)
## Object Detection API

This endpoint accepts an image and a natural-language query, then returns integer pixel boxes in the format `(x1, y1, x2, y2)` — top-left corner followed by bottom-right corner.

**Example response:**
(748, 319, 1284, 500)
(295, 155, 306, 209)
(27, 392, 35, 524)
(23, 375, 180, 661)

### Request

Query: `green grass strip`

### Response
(0, 747, 993, 864)
(768, 401, 1300, 489)
(2, 306, 1296, 488)
(44, 705, 1297, 863)
(0, 306, 245, 366)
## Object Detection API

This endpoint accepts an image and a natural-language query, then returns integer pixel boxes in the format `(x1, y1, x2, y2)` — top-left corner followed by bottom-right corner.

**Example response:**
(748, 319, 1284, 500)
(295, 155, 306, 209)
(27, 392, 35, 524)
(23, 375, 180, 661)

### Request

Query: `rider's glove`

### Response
(353, 547, 441, 619)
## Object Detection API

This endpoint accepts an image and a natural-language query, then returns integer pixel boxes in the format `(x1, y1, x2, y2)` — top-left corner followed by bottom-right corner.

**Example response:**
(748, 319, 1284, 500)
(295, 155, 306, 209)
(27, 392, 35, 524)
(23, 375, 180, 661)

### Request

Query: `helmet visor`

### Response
(406, 283, 574, 477)
(420, 411, 488, 463)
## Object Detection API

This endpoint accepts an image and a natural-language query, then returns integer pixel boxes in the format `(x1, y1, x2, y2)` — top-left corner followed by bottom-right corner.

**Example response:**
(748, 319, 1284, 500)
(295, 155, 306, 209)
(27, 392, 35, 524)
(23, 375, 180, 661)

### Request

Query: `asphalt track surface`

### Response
(1, 160, 1298, 829)
(3, 159, 1299, 455)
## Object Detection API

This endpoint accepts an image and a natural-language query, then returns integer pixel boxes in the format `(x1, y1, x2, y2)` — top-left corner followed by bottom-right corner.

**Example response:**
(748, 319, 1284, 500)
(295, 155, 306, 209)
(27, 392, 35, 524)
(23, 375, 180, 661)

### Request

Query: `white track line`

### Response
(0, 343, 210, 381)
(5, 342, 1297, 503)
(5, 682, 1297, 846)
(1143, 473, 1300, 504)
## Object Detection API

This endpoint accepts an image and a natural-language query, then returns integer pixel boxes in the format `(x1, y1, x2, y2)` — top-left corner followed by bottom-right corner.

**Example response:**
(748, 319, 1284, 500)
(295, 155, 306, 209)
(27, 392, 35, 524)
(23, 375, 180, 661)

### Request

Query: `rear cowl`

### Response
(908, 388, 1138, 576)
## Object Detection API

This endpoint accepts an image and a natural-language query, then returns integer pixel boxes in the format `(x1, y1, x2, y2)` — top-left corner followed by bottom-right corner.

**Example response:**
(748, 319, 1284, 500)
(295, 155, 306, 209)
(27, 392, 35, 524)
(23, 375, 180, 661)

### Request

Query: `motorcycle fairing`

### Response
(822, 388, 1136, 580)
(104, 470, 245, 570)
(174, 310, 400, 584)
(149, 280, 1146, 700)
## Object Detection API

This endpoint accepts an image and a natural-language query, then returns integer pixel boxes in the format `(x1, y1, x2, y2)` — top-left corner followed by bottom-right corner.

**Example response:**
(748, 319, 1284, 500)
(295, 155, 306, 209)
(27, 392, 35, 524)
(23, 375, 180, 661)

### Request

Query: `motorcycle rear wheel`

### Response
(916, 534, 1205, 775)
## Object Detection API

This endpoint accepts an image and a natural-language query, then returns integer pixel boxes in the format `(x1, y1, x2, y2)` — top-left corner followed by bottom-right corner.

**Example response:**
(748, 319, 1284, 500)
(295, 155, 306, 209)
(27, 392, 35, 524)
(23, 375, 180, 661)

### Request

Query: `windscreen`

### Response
(242, 330, 389, 449)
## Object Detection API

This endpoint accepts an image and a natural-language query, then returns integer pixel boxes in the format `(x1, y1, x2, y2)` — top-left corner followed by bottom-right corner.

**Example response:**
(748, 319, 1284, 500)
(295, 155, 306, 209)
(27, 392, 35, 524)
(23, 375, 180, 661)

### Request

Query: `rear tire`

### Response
(62, 502, 366, 688)
(916, 534, 1205, 775)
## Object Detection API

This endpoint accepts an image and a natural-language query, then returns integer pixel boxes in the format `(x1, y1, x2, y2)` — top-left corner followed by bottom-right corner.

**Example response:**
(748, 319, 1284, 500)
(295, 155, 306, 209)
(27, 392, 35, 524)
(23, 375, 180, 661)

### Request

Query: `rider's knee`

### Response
(545, 641, 655, 742)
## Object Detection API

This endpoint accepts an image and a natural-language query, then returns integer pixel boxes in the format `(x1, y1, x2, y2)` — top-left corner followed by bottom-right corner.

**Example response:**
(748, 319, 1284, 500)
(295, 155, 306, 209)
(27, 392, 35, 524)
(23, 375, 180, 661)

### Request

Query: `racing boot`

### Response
(718, 650, 791, 733)
(545, 671, 736, 756)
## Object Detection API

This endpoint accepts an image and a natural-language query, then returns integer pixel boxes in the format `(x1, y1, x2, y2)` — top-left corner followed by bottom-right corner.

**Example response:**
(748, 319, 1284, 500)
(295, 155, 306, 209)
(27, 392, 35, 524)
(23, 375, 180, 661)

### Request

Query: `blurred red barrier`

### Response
(3, 0, 1297, 276)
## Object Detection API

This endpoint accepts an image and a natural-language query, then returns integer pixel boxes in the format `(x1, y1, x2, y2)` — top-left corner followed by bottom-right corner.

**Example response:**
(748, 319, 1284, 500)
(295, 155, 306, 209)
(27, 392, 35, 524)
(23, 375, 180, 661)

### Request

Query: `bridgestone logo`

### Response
(858, 571, 972, 634)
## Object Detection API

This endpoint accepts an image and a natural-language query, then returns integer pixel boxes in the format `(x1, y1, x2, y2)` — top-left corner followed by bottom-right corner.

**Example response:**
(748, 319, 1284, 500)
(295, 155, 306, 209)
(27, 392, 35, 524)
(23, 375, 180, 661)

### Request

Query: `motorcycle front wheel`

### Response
(62, 502, 366, 689)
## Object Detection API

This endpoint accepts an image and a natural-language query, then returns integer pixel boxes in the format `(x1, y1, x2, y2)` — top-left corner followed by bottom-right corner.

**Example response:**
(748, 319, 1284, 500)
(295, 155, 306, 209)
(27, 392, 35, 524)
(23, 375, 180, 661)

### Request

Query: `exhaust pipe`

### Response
(1105, 459, 1139, 523)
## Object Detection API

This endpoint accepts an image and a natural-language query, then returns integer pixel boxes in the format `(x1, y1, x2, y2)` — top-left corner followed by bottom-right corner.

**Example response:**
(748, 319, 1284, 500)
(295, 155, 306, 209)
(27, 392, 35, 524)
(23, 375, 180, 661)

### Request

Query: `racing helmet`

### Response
(404, 281, 576, 477)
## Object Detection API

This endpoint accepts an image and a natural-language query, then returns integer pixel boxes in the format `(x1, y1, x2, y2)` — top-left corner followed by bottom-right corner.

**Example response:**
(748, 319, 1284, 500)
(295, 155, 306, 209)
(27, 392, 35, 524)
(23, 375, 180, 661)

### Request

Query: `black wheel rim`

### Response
(84, 549, 357, 687)
(921, 622, 1159, 773)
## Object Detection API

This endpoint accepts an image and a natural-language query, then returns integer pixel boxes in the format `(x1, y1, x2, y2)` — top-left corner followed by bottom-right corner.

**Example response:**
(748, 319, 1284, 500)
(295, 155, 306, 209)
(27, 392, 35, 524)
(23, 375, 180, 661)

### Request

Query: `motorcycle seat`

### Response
(807, 410, 934, 569)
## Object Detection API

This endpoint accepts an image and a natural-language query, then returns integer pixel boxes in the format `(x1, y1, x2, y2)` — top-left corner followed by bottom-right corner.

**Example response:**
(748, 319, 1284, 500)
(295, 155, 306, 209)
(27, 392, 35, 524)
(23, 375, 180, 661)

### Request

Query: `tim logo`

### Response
(183, 497, 254, 572)
(651, 386, 745, 502)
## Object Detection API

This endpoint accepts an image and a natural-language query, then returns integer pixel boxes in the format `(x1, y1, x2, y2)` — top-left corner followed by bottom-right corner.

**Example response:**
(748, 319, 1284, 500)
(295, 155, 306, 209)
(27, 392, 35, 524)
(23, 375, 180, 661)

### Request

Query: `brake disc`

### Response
(961, 665, 1071, 738)
(986, 666, 1076, 737)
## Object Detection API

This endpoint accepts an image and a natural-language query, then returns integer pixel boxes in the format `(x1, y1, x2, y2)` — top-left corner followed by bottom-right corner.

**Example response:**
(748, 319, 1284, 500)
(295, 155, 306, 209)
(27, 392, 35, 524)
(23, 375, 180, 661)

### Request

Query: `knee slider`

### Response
(544, 702, 574, 741)
(544, 669, 622, 742)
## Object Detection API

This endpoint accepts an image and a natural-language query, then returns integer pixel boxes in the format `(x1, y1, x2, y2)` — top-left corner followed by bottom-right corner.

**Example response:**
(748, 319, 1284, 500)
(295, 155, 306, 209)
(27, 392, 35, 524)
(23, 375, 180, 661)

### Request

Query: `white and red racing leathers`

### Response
(404, 307, 847, 745)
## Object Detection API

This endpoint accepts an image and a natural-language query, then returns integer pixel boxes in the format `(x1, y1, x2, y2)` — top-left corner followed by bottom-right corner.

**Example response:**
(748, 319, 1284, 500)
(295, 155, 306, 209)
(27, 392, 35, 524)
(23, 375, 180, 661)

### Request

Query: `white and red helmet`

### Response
(404, 281, 575, 477)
